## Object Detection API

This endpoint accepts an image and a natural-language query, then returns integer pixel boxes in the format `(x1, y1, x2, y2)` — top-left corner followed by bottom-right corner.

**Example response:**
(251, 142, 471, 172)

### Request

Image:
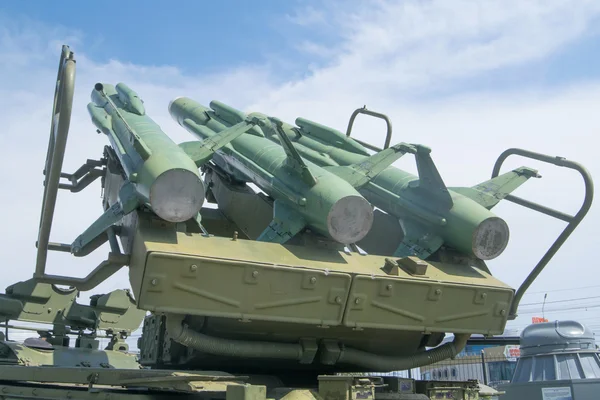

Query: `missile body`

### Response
(169, 97, 378, 245)
(277, 130, 510, 260)
(197, 102, 539, 261)
(88, 83, 204, 223)
(71, 84, 256, 256)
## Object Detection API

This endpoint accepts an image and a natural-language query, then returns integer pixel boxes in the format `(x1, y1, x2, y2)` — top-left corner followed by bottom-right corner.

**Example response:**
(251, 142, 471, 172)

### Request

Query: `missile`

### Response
(194, 101, 541, 261)
(88, 83, 204, 223)
(169, 97, 414, 245)
(71, 84, 257, 255)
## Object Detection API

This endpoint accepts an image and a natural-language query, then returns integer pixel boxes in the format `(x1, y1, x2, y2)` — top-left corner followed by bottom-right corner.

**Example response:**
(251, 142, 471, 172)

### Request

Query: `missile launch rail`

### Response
(0, 44, 593, 399)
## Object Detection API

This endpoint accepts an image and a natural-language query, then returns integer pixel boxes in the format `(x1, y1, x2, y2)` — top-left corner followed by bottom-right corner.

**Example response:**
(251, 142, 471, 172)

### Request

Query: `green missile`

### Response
(88, 83, 204, 223)
(169, 97, 413, 245)
(71, 84, 257, 255)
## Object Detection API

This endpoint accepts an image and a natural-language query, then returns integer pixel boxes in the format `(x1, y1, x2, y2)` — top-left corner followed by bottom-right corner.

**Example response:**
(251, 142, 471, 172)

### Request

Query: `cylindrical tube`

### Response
(89, 84, 204, 223)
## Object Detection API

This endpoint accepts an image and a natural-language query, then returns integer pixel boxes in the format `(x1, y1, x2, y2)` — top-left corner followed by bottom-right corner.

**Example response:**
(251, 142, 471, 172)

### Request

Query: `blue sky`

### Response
(1, 0, 600, 338)
(3, 0, 600, 97)
(1, 0, 337, 80)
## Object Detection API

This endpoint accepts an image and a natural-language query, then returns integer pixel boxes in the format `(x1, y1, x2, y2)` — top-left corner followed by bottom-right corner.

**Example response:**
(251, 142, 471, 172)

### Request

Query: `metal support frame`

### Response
(345, 106, 393, 151)
(59, 159, 105, 193)
(491, 148, 594, 319)
(33, 45, 128, 291)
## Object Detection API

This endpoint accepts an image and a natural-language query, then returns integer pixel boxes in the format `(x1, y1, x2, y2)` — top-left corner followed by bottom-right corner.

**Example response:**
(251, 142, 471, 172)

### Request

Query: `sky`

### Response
(0, 0, 599, 345)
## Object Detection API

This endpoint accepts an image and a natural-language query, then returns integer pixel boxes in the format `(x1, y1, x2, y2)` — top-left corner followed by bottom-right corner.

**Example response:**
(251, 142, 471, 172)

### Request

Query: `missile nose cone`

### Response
(327, 195, 374, 245)
(472, 217, 510, 260)
(149, 168, 205, 223)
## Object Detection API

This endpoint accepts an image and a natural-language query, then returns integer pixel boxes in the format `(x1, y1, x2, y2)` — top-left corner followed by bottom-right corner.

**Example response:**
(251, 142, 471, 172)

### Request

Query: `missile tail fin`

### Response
(393, 219, 444, 260)
(412, 144, 454, 210)
(264, 116, 319, 186)
(257, 200, 306, 243)
(450, 166, 540, 210)
(324, 143, 416, 188)
(179, 119, 258, 167)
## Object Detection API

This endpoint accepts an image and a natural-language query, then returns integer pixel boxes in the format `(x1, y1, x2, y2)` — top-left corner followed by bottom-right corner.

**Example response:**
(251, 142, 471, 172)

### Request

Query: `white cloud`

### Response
(0, 0, 599, 338)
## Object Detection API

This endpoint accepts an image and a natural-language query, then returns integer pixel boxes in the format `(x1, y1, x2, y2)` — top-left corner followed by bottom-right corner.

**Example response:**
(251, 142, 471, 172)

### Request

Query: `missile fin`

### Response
(450, 166, 541, 210)
(393, 219, 444, 260)
(256, 116, 318, 186)
(257, 200, 306, 244)
(178, 119, 259, 167)
(412, 144, 454, 210)
(324, 143, 416, 188)
(70, 182, 139, 256)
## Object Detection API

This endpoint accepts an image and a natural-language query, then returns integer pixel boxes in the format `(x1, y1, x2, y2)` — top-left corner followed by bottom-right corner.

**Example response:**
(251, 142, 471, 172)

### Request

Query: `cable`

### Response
(518, 304, 600, 315)
(522, 285, 600, 296)
(520, 296, 600, 306)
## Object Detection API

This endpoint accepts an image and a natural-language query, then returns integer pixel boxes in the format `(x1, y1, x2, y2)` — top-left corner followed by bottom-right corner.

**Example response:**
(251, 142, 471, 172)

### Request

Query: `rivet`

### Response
(151, 279, 158, 286)
(252, 270, 259, 278)
(310, 277, 317, 284)
(190, 264, 198, 272)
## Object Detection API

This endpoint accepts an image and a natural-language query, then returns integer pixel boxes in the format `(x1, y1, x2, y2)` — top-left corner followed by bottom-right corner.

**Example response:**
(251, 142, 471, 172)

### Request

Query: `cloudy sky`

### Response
(1, 0, 599, 343)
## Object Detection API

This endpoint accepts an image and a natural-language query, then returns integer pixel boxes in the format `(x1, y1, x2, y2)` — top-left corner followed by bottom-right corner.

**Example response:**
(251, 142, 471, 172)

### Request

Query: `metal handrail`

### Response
(32, 45, 127, 291)
(345, 106, 393, 151)
(35, 45, 76, 278)
(491, 148, 594, 319)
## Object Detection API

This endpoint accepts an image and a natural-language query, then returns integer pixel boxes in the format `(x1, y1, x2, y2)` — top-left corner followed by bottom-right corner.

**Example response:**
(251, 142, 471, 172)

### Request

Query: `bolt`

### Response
(190, 264, 198, 272)
(252, 270, 259, 278)
(500, 309, 506, 316)
(232, 231, 238, 241)
(355, 298, 361, 304)
(310, 277, 317, 284)
(335, 296, 342, 304)
(47, 308, 52, 313)
(435, 289, 442, 295)
(480, 293, 487, 299)
(150, 279, 158, 286)
(386, 284, 393, 291)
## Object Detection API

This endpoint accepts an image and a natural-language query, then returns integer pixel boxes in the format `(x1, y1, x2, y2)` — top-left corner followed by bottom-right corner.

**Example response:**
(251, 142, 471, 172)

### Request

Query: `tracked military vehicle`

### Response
(0, 44, 593, 399)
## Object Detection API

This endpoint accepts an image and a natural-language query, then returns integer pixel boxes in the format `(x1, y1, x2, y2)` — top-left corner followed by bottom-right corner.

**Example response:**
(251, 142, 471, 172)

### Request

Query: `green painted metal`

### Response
(0, 279, 144, 334)
(0, 342, 140, 368)
(81, 82, 261, 249)
(489, 149, 594, 319)
(169, 98, 416, 245)
(36, 45, 76, 279)
(191, 100, 541, 261)
(6, 44, 595, 398)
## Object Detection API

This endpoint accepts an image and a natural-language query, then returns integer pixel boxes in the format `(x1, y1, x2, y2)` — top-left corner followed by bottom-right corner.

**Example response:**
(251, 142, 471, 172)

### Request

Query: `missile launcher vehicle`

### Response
(0, 44, 593, 399)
